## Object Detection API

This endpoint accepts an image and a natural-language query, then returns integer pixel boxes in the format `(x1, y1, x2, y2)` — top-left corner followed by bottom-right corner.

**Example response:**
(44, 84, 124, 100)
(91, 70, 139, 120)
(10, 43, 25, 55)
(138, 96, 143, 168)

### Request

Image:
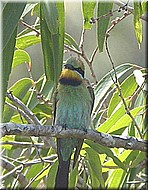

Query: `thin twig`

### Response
(20, 20, 40, 36)
(24, 163, 51, 189)
(115, 0, 148, 22)
(78, 26, 98, 83)
(105, 11, 143, 139)
(5, 101, 34, 124)
(6, 91, 57, 153)
(7, 92, 40, 125)
(64, 44, 82, 55)
(79, 26, 86, 51)
(1, 141, 44, 148)
(89, 46, 99, 64)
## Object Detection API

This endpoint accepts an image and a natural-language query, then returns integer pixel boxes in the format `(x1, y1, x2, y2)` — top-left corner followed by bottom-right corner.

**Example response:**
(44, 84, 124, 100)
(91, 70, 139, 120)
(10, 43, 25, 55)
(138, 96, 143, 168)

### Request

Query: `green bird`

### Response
(53, 57, 94, 189)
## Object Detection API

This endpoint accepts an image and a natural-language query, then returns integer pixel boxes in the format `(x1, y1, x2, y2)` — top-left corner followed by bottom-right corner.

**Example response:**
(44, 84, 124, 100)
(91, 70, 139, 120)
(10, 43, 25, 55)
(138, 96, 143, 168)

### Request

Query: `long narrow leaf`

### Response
(108, 74, 138, 117)
(82, 1, 96, 30)
(134, 2, 143, 46)
(40, 2, 65, 86)
(93, 63, 134, 115)
(97, 2, 113, 52)
(2, 3, 26, 111)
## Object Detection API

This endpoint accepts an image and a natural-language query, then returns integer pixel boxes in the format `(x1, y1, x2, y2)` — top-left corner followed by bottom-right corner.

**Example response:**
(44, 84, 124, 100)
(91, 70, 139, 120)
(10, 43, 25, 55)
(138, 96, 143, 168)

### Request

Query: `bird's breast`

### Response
(55, 84, 92, 129)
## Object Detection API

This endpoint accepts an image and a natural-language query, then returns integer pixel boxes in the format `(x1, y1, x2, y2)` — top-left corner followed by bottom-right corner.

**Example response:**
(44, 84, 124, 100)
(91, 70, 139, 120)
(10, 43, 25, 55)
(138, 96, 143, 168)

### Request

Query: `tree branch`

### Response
(115, 1, 148, 22)
(1, 123, 147, 152)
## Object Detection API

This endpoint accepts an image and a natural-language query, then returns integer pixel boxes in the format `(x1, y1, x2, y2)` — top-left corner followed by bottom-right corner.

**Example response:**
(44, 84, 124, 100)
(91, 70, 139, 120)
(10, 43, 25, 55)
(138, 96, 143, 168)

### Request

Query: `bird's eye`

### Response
(75, 67, 84, 78)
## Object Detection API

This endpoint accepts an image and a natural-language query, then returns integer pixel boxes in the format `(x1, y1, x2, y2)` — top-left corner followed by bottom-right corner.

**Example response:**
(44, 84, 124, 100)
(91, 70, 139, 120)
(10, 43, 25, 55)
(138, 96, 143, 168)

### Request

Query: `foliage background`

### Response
(1, 1, 147, 189)
(9, 2, 146, 87)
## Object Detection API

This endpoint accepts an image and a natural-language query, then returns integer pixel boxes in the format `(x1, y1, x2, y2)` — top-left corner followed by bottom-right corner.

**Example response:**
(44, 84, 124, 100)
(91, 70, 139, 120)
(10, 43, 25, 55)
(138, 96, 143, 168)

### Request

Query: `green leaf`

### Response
(17, 24, 40, 37)
(130, 151, 146, 168)
(103, 150, 132, 172)
(108, 74, 138, 117)
(93, 63, 134, 116)
(42, 2, 58, 34)
(47, 160, 58, 188)
(134, 2, 143, 46)
(40, 2, 65, 86)
(65, 33, 79, 51)
(86, 140, 126, 171)
(107, 169, 125, 189)
(69, 164, 79, 188)
(3, 78, 33, 122)
(141, 1, 148, 15)
(3, 3, 26, 49)
(35, 164, 50, 181)
(12, 50, 31, 69)
(23, 76, 54, 110)
(97, 2, 113, 52)
(26, 163, 43, 180)
(108, 106, 144, 133)
(86, 147, 104, 188)
(82, 1, 96, 30)
(16, 33, 41, 49)
(32, 3, 40, 17)
(2, 3, 26, 111)
(98, 103, 129, 133)
(21, 3, 38, 18)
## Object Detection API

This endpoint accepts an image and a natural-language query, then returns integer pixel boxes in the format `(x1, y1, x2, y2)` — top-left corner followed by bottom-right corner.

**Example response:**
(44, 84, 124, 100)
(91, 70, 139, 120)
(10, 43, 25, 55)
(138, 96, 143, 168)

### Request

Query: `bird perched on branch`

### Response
(53, 57, 94, 189)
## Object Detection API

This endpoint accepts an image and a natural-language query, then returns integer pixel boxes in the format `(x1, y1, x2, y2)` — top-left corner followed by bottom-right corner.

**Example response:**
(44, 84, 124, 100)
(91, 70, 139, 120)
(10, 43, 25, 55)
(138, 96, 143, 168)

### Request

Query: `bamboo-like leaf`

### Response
(42, 2, 58, 34)
(107, 169, 125, 189)
(108, 74, 138, 117)
(2, 3, 26, 111)
(40, 2, 65, 86)
(12, 50, 31, 69)
(134, 2, 143, 46)
(93, 63, 134, 115)
(21, 3, 38, 18)
(86, 140, 126, 171)
(108, 106, 144, 133)
(47, 160, 58, 189)
(16, 33, 41, 49)
(3, 3, 26, 49)
(82, 1, 96, 30)
(86, 147, 104, 188)
(3, 78, 33, 122)
(69, 164, 79, 188)
(65, 33, 79, 51)
(26, 163, 43, 182)
(97, 2, 113, 52)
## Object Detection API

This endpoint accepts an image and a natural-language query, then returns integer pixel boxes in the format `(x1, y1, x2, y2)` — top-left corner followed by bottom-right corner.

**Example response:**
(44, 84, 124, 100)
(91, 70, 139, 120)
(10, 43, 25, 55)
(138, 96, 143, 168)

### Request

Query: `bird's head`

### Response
(59, 57, 85, 86)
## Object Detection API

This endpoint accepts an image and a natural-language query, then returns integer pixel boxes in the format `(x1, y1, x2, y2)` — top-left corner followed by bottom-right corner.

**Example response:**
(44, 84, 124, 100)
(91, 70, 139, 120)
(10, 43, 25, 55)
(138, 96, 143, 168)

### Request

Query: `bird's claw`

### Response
(62, 124, 67, 130)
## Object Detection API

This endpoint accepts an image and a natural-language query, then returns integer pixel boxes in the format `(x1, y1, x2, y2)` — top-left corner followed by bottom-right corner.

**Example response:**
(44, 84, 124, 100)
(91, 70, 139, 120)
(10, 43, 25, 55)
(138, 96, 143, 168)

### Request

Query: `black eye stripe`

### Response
(75, 67, 84, 78)
(64, 64, 84, 78)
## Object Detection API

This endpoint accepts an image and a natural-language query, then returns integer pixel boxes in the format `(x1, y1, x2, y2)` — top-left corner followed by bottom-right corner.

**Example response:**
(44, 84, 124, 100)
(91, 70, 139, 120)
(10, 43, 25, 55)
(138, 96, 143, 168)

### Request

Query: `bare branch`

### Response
(1, 123, 147, 152)
(24, 163, 51, 189)
(1, 155, 57, 182)
(1, 158, 28, 187)
(5, 101, 34, 124)
(6, 92, 40, 125)
(6, 92, 57, 150)
(105, 11, 143, 139)
(115, 1, 148, 22)
(20, 20, 40, 36)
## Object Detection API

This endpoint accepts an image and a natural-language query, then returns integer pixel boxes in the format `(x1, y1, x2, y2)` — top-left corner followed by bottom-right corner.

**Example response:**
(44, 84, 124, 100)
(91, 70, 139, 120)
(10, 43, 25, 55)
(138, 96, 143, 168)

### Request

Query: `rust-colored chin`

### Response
(59, 69, 82, 86)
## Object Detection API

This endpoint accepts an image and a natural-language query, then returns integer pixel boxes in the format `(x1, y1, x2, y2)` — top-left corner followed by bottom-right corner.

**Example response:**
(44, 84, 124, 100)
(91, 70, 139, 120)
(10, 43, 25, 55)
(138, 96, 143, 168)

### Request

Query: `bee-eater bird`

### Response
(53, 57, 94, 189)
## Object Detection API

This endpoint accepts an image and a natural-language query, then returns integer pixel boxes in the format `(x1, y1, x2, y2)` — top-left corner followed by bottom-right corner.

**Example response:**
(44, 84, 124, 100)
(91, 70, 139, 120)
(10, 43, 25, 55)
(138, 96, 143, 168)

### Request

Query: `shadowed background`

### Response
(9, 2, 146, 87)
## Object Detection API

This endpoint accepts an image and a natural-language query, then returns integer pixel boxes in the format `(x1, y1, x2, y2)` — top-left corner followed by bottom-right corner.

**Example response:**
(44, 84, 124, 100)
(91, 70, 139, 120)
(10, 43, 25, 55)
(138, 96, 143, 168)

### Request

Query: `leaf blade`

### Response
(97, 2, 113, 52)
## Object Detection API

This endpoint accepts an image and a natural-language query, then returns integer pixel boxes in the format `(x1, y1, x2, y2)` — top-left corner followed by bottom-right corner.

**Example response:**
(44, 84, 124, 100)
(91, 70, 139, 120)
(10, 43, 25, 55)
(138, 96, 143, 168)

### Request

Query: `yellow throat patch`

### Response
(59, 69, 83, 86)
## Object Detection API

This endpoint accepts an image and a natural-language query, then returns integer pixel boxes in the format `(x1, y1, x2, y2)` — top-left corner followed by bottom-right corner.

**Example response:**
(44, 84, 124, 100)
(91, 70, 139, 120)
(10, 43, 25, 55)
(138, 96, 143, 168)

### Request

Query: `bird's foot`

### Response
(62, 124, 67, 130)
(81, 126, 87, 134)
